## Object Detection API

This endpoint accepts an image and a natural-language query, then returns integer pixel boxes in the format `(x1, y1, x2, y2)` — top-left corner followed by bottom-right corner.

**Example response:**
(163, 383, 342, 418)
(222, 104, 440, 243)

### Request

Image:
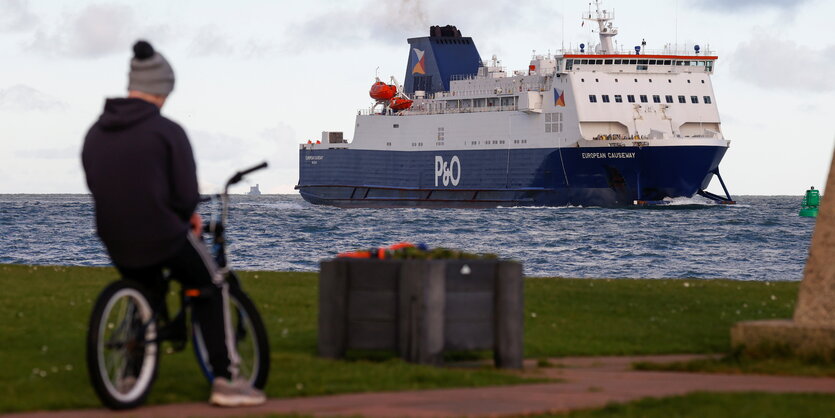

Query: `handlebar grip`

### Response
(226, 161, 269, 187)
(239, 162, 268, 177)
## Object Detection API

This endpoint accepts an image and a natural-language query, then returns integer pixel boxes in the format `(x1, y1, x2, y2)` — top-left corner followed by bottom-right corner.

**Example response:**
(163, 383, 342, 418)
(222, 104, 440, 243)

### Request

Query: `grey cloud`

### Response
(280, 0, 428, 52)
(689, 0, 812, 12)
(26, 3, 172, 58)
(188, 25, 275, 58)
(190, 125, 291, 164)
(730, 33, 835, 92)
(0, 0, 38, 32)
(15, 146, 78, 160)
(0, 84, 68, 112)
(189, 127, 292, 192)
(280, 0, 560, 53)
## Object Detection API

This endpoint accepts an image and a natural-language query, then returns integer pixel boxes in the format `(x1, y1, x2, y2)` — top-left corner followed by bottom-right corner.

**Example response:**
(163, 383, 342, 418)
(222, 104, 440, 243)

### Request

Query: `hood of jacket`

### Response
(96, 98, 160, 131)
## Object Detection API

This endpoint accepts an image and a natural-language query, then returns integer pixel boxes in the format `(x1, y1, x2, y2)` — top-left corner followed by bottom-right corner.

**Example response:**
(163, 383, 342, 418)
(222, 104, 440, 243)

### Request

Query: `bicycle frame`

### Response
(149, 161, 269, 347)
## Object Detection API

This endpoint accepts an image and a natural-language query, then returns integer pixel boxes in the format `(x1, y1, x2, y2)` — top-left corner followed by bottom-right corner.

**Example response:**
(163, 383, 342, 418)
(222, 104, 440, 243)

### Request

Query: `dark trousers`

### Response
(115, 233, 236, 380)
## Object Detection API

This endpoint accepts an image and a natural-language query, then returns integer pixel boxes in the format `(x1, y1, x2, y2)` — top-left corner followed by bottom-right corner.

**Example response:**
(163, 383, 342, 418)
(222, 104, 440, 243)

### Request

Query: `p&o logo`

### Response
(434, 155, 461, 187)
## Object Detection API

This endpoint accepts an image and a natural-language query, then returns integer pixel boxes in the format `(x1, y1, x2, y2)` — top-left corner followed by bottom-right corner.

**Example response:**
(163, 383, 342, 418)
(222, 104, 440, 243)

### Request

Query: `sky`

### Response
(1, 0, 832, 195)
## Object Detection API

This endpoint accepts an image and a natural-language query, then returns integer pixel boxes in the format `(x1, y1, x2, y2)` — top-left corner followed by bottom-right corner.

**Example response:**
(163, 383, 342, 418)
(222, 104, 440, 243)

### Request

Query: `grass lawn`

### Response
(0, 264, 806, 413)
(524, 277, 797, 357)
(549, 392, 835, 418)
(0, 265, 532, 413)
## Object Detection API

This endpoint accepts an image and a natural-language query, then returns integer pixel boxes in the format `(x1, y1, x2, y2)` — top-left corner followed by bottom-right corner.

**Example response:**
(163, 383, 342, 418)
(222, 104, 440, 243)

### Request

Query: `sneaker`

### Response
(209, 377, 266, 407)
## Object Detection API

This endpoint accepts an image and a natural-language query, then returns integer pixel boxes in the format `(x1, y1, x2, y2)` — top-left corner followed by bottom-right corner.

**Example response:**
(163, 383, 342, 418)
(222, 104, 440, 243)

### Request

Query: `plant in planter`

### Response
(319, 243, 523, 369)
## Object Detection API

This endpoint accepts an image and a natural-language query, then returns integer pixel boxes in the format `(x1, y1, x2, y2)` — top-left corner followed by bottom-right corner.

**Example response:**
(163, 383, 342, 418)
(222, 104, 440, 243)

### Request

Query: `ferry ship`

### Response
(296, 1, 734, 208)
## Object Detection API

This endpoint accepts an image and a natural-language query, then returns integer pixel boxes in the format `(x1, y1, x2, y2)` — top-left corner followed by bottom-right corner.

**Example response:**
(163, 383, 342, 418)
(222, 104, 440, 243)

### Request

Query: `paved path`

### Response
(7, 355, 835, 418)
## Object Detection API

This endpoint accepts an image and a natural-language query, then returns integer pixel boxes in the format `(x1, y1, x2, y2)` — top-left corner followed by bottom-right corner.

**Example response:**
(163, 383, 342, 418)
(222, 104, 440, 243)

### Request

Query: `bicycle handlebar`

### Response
(225, 162, 268, 190)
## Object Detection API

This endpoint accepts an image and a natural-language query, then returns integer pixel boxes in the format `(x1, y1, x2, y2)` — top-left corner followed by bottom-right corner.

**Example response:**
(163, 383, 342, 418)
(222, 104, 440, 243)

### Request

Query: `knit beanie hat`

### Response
(127, 40, 175, 96)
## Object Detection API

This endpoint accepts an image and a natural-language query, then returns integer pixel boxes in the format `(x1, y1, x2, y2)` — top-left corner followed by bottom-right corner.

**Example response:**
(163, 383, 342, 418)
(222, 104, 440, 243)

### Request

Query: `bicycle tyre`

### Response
(86, 280, 160, 410)
(192, 280, 270, 389)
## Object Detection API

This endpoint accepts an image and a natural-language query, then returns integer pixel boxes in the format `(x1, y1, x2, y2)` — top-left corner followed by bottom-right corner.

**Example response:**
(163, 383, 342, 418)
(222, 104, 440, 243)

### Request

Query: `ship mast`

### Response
(583, 0, 618, 54)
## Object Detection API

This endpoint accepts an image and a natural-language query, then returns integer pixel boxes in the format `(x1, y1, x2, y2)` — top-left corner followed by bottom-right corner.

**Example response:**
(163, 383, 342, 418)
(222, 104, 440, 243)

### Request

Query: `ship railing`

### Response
(590, 133, 724, 141)
(358, 104, 521, 116)
(558, 46, 715, 57)
(450, 74, 478, 81)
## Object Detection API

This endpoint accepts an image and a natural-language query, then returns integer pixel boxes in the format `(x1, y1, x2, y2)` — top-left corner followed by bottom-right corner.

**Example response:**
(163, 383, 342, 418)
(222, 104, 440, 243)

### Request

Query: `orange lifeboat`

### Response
(389, 97, 413, 111)
(369, 82, 397, 101)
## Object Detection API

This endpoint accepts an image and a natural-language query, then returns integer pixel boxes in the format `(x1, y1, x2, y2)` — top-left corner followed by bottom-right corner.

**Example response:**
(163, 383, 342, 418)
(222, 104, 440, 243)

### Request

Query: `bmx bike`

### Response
(86, 163, 270, 409)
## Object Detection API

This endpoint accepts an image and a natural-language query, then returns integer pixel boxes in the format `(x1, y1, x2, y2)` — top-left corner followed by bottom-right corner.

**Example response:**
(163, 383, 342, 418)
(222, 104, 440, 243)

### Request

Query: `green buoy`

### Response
(799, 186, 820, 217)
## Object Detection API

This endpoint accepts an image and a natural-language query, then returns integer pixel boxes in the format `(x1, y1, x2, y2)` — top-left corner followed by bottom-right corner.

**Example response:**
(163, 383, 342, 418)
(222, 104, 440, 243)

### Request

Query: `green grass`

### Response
(524, 277, 798, 357)
(0, 265, 533, 413)
(540, 392, 835, 417)
(0, 265, 808, 413)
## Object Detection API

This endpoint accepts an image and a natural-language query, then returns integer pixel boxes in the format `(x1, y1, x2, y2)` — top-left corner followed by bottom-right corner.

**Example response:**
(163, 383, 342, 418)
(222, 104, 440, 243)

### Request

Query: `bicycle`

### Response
(86, 162, 271, 409)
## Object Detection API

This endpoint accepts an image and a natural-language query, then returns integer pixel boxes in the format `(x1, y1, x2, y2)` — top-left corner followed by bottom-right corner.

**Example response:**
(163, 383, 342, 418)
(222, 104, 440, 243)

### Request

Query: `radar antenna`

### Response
(582, 0, 618, 54)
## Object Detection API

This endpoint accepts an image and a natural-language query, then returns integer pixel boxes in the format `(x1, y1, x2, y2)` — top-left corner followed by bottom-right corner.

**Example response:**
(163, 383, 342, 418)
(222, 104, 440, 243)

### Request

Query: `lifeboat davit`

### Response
(369, 82, 397, 101)
(390, 97, 413, 111)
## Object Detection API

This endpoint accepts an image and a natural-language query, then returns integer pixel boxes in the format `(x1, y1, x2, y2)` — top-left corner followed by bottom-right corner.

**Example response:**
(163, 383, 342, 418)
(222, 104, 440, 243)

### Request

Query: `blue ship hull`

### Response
(296, 145, 727, 207)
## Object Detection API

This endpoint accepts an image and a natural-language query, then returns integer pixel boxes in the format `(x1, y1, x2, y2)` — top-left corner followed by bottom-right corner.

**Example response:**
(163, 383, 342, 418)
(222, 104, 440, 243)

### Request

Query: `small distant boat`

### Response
(799, 186, 819, 217)
(248, 184, 262, 196)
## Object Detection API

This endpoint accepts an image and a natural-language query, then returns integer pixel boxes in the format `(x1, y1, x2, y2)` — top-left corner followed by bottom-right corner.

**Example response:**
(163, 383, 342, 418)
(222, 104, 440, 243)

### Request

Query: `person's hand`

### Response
(190, 212, 202, 237)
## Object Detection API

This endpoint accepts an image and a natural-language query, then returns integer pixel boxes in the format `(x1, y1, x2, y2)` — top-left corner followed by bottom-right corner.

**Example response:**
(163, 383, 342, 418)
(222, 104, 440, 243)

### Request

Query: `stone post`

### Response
(731, 149, 835, 359)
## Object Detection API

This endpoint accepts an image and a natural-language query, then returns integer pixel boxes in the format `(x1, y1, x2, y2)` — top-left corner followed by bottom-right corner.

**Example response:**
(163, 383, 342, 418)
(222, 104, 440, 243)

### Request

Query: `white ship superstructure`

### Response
(297, 1, 734, 207)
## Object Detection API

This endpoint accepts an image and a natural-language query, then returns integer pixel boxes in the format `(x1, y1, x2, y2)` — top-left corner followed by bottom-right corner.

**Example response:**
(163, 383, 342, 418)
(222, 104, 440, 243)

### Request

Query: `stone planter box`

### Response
(318, 258, 523, 368)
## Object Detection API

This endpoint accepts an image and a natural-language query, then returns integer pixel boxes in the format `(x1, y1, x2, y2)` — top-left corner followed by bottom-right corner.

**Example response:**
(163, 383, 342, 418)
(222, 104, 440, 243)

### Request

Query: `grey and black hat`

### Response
(128, 40, 175, 96)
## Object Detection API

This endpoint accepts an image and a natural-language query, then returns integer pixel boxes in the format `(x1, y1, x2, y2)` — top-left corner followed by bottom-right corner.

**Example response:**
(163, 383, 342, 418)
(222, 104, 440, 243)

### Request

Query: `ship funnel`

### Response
(403, 25, 481, 95)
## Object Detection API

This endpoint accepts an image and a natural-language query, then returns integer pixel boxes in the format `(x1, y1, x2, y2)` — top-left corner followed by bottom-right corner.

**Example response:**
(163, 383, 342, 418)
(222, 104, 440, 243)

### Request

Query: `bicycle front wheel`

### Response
(193, 281, 270, 389)
(86, 280, 160, 409)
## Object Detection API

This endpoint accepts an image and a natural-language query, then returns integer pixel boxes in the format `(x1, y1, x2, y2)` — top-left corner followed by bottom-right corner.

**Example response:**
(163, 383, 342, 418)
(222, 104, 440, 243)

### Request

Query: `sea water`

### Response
(0, 194, 813, 281)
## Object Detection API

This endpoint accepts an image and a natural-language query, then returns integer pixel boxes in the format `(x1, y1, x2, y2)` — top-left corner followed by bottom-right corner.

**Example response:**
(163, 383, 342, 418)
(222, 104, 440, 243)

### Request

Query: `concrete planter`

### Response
(318, 258, 523, 368)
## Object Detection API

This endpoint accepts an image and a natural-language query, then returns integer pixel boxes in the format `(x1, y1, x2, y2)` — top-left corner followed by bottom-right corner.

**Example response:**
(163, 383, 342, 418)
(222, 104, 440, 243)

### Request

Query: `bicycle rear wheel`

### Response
(193, 280, 270, 389)
(86, 280, 160, 409)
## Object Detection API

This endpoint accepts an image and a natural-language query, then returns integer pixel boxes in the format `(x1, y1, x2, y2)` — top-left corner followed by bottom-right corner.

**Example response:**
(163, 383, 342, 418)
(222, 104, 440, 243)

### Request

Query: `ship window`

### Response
(664, 60, 672, 65)
(602, 95, 610, 103)
(691, 95, 699, 103)
(649, 60, 657, 65)
(595, 59, 603, 64)
(665, 95, 673, 103)
(545, 112, 563, 132)
(701, 80, 705, 84)
(668, 79, 672, 83)
(604, 59, 613, 64)
(393, 124, 399, 128)
(649, 79, 653, 82)
(687, 80, 691, 83)
(581, 59, 589, 64)
(638, 59, 648, 65)
(614, 59, 622, 64)
(629, 59, 637, 64)
(581, 78, 585, 82)
(614, 95, 623, 103)
(704, 96, 712, 104)
(640, 95, 648, 103)
(678, 95, 686, 103)
(595, 78, 599, 82)
(637, 65, 648, 71)
(676, 61, 683, 66)
(589, 94, 598, 103)
(652, 95, 661, 103)
(634, 78, 638, 82)
(615, 78, 619, 82)
(627, 95, 635, 103)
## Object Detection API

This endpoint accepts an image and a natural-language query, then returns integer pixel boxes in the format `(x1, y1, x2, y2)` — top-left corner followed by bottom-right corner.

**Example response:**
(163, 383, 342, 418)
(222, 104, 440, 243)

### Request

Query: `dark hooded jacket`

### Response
(82, 98, 199, 268)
